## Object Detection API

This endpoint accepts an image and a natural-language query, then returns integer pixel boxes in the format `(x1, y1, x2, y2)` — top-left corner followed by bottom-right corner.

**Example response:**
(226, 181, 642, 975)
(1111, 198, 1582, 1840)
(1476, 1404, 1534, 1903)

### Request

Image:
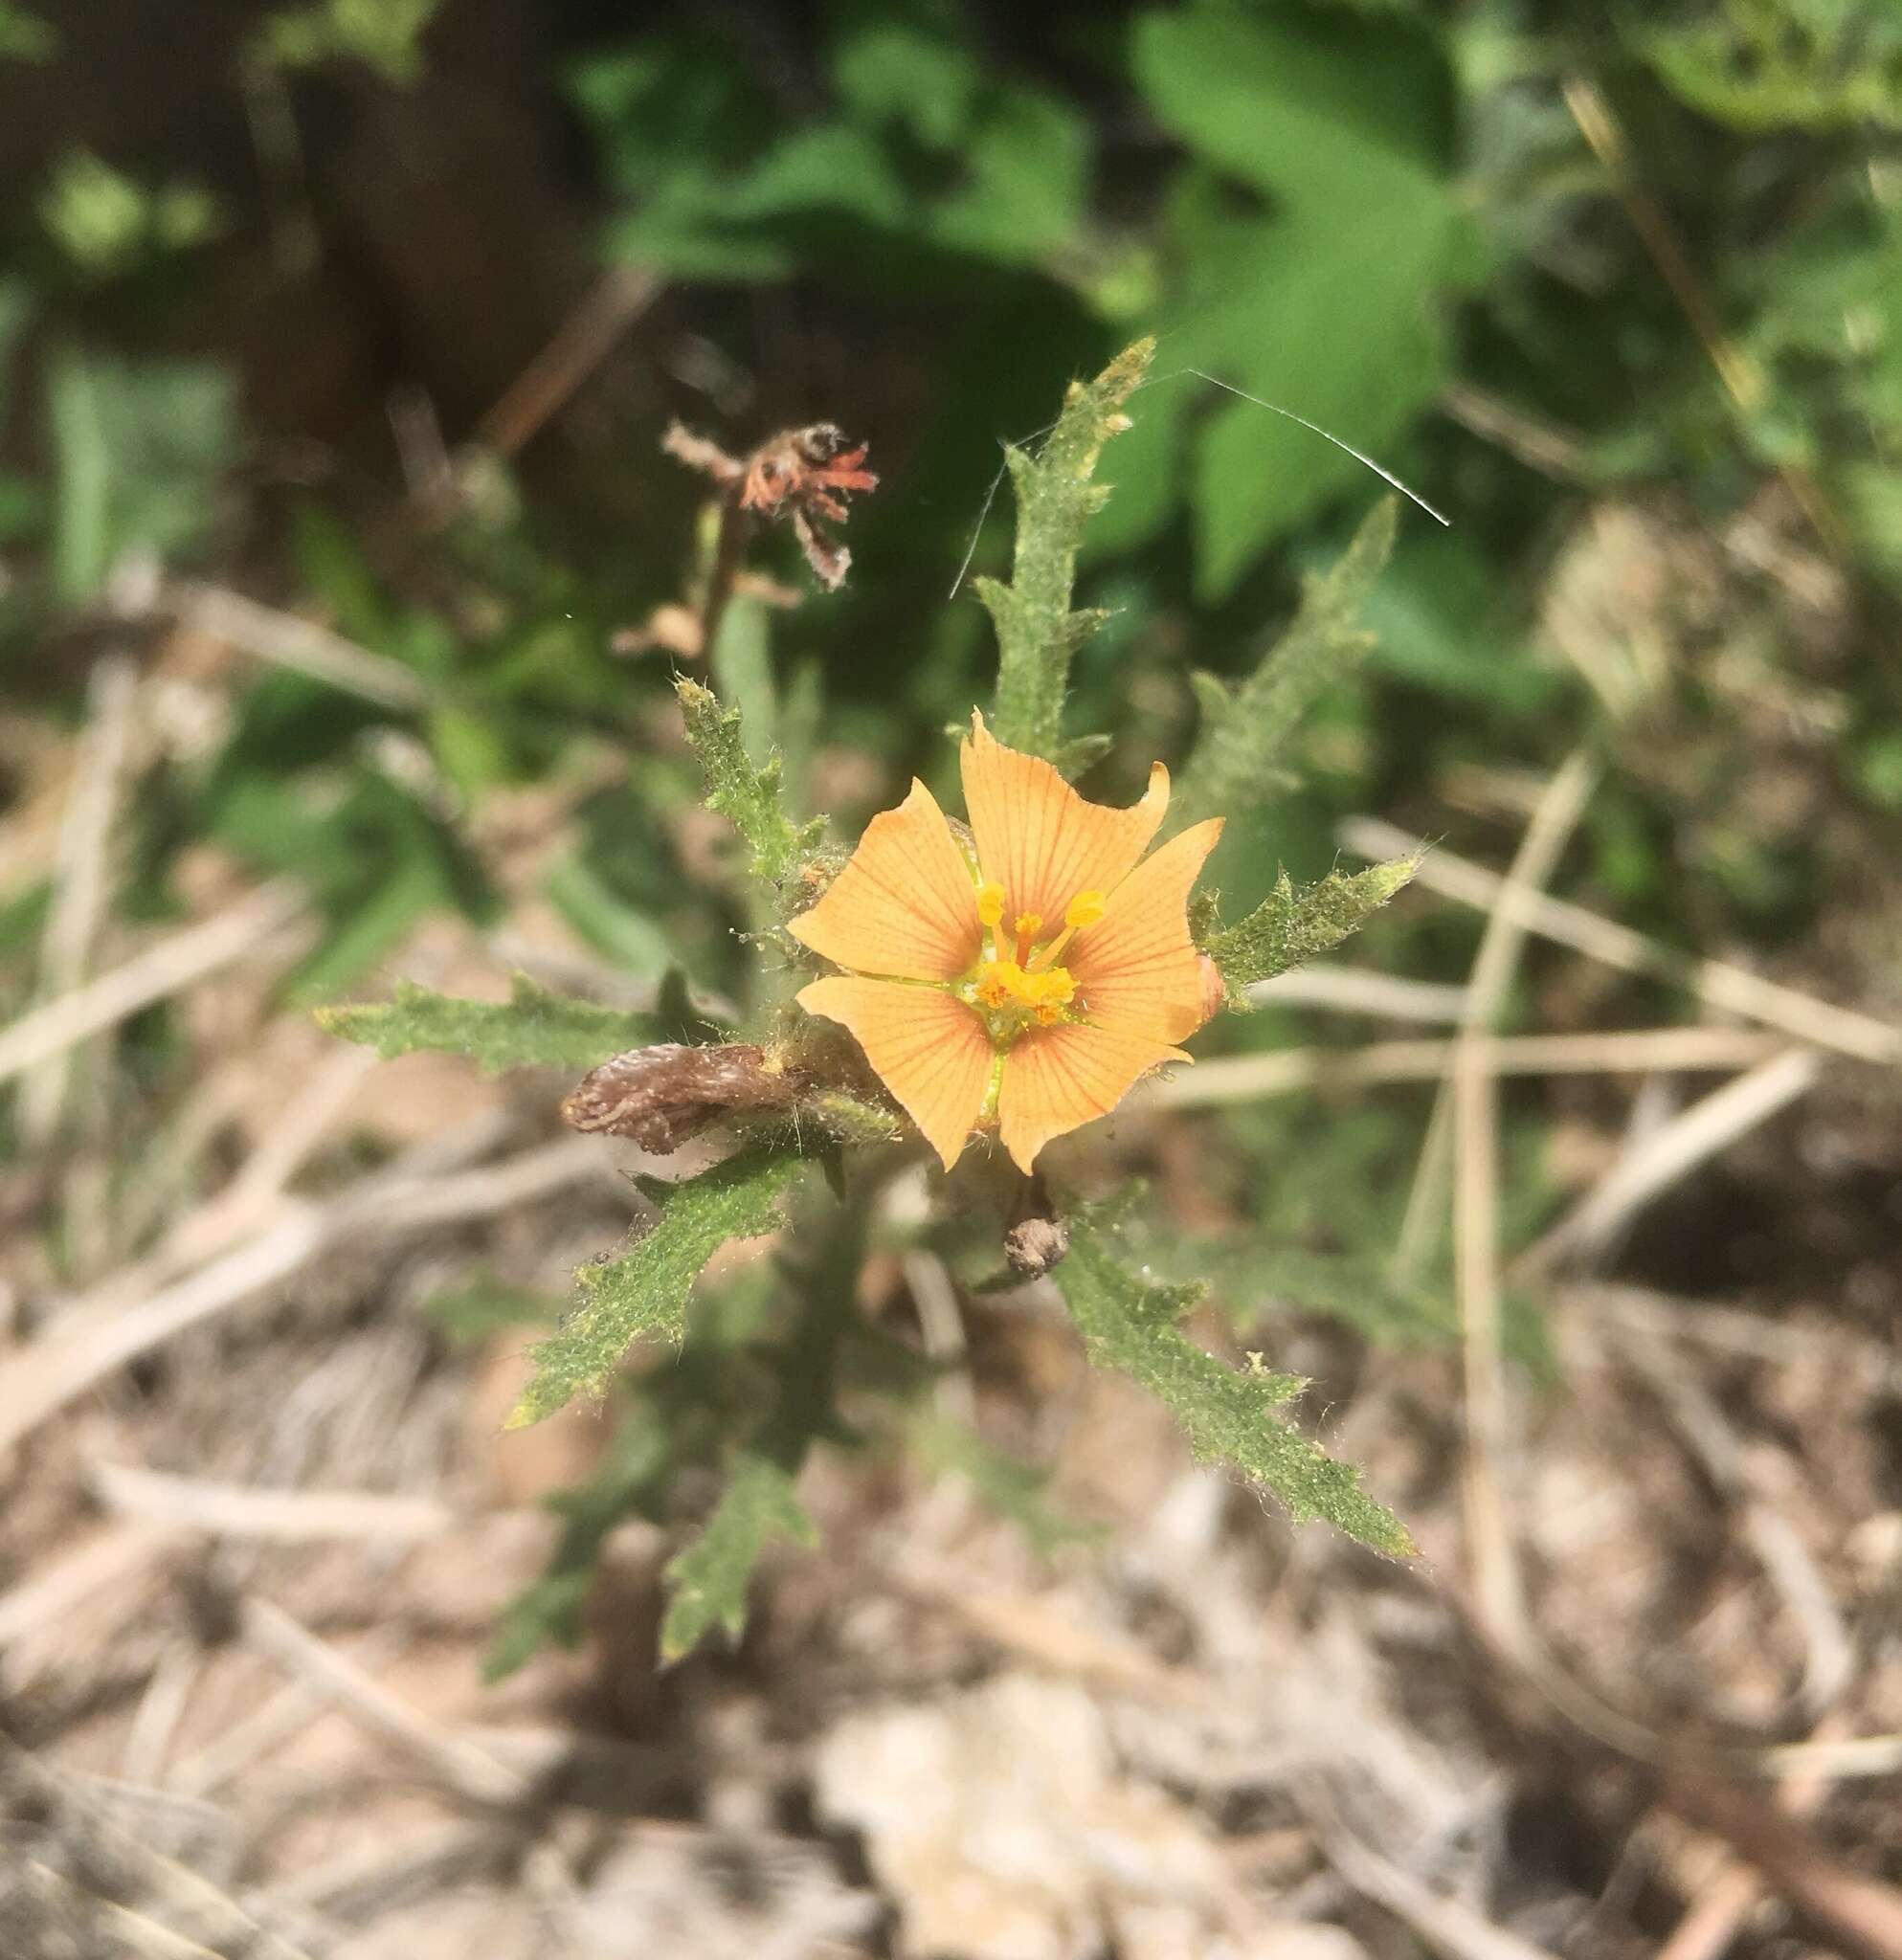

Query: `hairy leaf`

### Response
(1204, 857, 1418, 998)
(980, 338, 1152, 763)
(1053, 1198, 1414, 1555)
(660, 1451, 817, 1659)
(318, 971, 658, 1073)
(676, 676, 823, 887)
(507, 1147, 803, 1428)
(1174, 499, 1397, 828)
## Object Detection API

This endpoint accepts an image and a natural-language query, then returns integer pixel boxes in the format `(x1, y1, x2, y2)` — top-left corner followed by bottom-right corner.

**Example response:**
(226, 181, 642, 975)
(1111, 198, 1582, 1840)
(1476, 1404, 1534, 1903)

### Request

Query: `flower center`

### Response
(961, 882, 1104, 1037)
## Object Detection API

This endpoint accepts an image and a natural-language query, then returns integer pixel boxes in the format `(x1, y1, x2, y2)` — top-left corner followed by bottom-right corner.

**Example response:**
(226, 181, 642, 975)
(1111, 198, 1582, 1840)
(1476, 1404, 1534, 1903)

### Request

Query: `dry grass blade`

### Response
(7, 1863, 228, 1960)
(1244, 962, 1471, 1021)
(0, 1523, 177, 1654)
(1618, 1323, 1852, 1716)
(1454, 1033, 1524, 1650)
(882, 1550, 1194, 1701)
(168, 1627, 410, 1800)
(264, 1819, 511, 1919)
(475, 264, 661, 461)
(1670, 1780, 1902, 1960)
(1514, 1048, 1822, 1279)
(237, 1595, 526, 1809)
(1314, 1799, 1561, 1960)
(1145, 1027, 1784, 1108)
(1396, 746, 1600, 1279)
(0, 1130, 614, 1458)
(170, 583, 429, 710)
(0, 1730, 314, 1960)
(90, 1461, 459, 1542)
(18, 654, 139, 1145)
(1340, 815, 1902, 1064)
(0, 880, 311, 1088)
(1657, 1725, 1846, 1960)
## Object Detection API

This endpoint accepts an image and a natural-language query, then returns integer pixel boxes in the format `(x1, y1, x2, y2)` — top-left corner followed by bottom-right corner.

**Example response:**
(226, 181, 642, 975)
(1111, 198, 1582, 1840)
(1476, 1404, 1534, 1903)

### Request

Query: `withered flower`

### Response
(563, 1042, 796, 1154)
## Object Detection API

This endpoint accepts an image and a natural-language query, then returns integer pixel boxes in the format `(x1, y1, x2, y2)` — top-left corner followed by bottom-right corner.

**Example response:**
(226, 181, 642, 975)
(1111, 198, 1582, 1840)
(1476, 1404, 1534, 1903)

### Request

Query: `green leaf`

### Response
(0, 4, 55, 61)
(1126, 9, 1469, 592)
(1173, 499, 1397, 828)
(1053, 1197, 1414, 1556)
(675, 677, 823, 888)
(507, 1147, 804, 1428)
(832, 20, 977, 146)
(980, 339, 1153, 762)
(45, 348, 235, 603)
(660, 1451, 817, 1659)
(483, 1413, 672, 1679)
(317, 971, 658, 1073)
(1642, 1, 1902, 131)
(418, 1274, 558, 1348)
(254, 0, 442, 83)
(1204, 858, 1418, 998)
(929, 85, 1089, 266)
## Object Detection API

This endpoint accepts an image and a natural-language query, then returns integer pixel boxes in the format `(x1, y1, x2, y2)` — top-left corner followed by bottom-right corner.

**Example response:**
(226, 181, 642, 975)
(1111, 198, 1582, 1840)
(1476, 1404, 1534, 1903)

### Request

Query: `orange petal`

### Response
(788, 779, 982, 982)
(996, 1020, 1187, 1173)
(959, 711, 1169, 932)
(796, 977, 993, 1170)
(1069, 818, 1224, 1043)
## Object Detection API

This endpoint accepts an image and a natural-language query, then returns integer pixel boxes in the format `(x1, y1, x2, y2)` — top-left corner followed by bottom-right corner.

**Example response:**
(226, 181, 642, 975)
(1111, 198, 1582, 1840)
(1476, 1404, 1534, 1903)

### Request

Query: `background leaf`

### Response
(1173, 499, 1397, 830)
(660, 1452, 818, 1659)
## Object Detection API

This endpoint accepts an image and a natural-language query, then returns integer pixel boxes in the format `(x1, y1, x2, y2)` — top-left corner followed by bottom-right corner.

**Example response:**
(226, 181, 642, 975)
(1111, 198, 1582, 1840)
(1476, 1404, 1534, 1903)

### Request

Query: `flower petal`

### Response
(788, 779, 982, 982)
(960, 711, 1169, 931)
(996, 1020, 1187, 1172)
(796, 977, 993, 1170)
(1069, 818, 1224, 1043)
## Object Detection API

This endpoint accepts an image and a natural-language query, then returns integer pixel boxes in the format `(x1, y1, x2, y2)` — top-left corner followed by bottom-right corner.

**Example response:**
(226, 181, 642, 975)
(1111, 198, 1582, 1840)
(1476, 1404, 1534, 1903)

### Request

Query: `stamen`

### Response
(975, 882, 1005, 928)
(1029, 889, 1107, 973)
(969, 957, 1079, 1031)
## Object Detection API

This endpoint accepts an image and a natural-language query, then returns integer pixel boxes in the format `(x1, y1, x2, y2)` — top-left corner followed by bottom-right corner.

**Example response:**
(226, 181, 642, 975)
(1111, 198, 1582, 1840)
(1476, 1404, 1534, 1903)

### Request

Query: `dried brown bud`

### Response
(1003, 1213, 1070, 1281)
(562, 1043, 796, 1154)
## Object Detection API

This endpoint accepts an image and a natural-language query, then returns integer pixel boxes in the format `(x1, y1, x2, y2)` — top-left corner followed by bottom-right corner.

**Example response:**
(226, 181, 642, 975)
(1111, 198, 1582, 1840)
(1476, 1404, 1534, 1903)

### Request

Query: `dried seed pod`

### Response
(1003, 1212, 1070, 1281)
(563, 1043, 797, 1154)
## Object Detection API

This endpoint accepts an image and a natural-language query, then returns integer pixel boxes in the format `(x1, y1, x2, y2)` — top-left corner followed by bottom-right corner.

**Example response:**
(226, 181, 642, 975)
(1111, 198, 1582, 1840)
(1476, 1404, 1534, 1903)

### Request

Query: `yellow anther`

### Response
(975, 881, 1005, 928)
(1064, 889, 1106, 929)
(1013, 912, 1042, 941)
(972, 958, 1077, 1025)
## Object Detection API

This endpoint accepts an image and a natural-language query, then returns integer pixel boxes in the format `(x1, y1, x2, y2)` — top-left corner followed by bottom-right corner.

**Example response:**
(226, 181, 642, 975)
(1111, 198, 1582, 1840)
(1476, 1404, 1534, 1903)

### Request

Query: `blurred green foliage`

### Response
(4, 0, 1900, 1658)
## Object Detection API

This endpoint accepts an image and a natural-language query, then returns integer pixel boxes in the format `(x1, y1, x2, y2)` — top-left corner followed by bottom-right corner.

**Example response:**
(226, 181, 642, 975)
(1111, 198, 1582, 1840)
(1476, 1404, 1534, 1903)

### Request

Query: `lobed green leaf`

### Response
(317, 971, 659, 1073)
(1203, 856, 1419, 998)
(676, 676, 824, 889)
(660, 1451, 817, 1659)
(506, 1146, 803, 1428)
(1052, 1197, 1414, 1556)
(1173, 498, 1397, 829)
(980, 338, 1152, 763)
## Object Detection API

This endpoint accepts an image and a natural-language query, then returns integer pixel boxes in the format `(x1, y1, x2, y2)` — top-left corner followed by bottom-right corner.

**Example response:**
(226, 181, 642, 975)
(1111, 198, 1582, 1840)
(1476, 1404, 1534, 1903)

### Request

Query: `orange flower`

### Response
(790, 712, 1223, 1171)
